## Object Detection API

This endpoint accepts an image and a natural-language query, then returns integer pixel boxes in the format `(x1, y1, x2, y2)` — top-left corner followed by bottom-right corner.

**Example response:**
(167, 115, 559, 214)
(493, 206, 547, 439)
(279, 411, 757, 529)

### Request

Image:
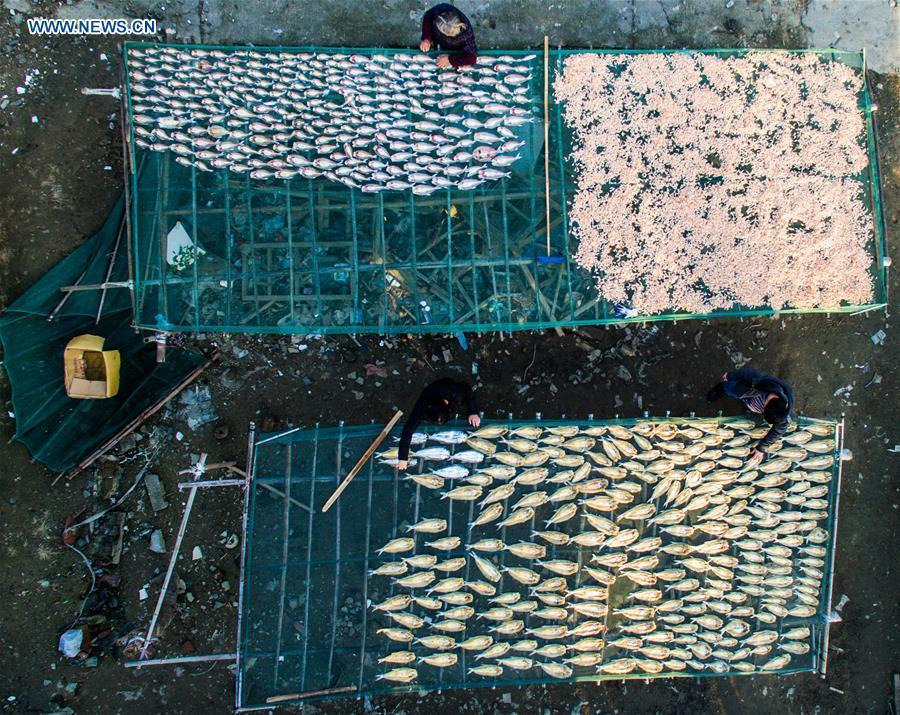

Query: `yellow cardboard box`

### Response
(64, 335, 121, 399)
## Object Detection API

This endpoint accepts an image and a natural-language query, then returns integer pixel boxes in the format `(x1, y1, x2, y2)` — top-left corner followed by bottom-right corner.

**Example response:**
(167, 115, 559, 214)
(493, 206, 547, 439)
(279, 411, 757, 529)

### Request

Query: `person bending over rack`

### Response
(420, 3, 479, 69)
(706, 366, 794, 467)
(396, 378, 481, 470)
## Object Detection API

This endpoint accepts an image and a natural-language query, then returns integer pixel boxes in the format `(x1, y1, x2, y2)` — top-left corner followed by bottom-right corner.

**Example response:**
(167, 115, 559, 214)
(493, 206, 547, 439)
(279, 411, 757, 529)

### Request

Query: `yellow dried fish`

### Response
(494, 451, 524, 467)
(466, 580, 497, 596)
(505, 541, 546, 559)
(466, 436, 498, 455)
(435, 557, 467, 573)
(470, 552, 502, 583)
(511, 490, 549, 509)
(545, 502, 578, 525)
(531, 530, 570, 545)
(416, 634, 457, 650)
(377, 537, 416, 555)
(425, 536, 461, 551)
(468, 664, 503, 676)
(498, 506, 535, 528)
(572, 601, 607, 618)
(374, 594, 413, 612)
(406, 474, 445, 490)
(377, 627, 414, 642)
(413, 596, 443, 610)
(394, 571, 436, 589)
(370, 561, 408, 577)
(504, 566, 540, 585)
(599, 658, 636, 674)
(442, 485, 482, 501)
(527, 625, 569, 639)
(532, 576, 568, 593)
(537, 559, 580, 576)
(376, 667, 417, 683)
(428, 577, 465, 595)
(471, 502, 504, 528)
(468, 538, 505, 552)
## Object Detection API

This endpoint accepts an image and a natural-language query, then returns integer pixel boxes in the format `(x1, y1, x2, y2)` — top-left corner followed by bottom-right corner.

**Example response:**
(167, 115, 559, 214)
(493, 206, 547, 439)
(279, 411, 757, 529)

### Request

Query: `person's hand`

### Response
(468, 414, 481, 428)
(436, 55, 451, 69)
(747, 449, 765, 467)
(420, 39, 432, 52)
(397, 459, 409, 471)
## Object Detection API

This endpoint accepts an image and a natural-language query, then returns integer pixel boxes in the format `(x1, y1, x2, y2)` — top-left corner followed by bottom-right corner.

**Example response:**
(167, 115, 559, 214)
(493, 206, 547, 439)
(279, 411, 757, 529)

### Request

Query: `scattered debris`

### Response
(870, 329, 886, 345)
(58, 628, 84, 658)
(144, 473, 169, 513)
(829, 593, 850, 622)
(149, 529, 167, 554)
(178, 386, 217, 430)
(192, 546, 204, 561)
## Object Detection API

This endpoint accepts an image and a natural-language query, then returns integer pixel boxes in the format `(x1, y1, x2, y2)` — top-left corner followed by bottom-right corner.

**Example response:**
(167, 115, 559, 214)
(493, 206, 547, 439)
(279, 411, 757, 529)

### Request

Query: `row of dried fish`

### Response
(128, 46, 536, 192)
(369, 420, 834, 683)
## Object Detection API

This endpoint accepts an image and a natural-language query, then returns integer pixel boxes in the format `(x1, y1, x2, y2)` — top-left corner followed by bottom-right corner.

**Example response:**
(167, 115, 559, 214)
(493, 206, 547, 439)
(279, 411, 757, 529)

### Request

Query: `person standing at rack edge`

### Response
(706, 367, 794, 466)
(396, 378, 481, 470)
(420, 3, 479, 68)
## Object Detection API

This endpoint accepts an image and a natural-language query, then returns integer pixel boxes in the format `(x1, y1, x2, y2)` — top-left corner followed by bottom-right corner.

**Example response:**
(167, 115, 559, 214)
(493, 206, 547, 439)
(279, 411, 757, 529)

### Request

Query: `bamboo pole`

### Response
(321, 410, 403, 513)
(543, 35, 551, 257)
(265, 685, 356, 704)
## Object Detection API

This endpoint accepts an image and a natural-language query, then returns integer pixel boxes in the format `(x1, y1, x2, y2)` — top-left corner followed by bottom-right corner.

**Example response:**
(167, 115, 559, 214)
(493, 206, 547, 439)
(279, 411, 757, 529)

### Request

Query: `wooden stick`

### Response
(124, 652, 235, 668)
(138, 469, 201, 660)
(259, 482, 312, 514)
(543, 35, 551, 257)
(265, 686, 356, 704)
(96, 217, 126, 324)
(321, 410, 403, 513)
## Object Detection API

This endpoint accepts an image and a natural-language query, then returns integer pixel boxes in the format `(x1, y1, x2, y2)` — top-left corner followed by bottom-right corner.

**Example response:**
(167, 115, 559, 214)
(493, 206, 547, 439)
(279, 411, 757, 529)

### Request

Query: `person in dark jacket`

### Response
(420, 3, 478, 68)
(396, 378, 481, 470)
(707, 367, 794, 466)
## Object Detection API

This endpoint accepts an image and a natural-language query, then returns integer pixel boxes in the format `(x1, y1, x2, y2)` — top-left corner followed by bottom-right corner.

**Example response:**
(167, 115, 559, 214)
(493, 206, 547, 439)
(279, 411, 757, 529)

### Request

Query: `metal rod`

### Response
(190, 164, 201, 331)
(272, 441, 293, 686)
(819, 416, 845, 677)
(234, 421, 256, 710)
(327, 421, 344, 681)
(285, 180, 296, 325)
(356, 444, 376, 690)
(139, 467, 202, 659)
(543, 34, 551, 256)
(256, 426, 302, 445)
(124, 652, 235, 668)
(176, 478, 245, 490)
(848, 303, 887, 316)
(117, 69, 139, 331)
(48, 270, 87, 321)
(299, 423, 319, 691)
(58, 280, 132, 293)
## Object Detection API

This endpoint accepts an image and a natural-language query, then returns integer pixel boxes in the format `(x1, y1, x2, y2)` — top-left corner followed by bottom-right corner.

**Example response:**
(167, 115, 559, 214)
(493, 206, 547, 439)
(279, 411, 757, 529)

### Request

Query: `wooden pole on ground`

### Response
(321, 410, 403, 513)
(543, 35, 551, 257)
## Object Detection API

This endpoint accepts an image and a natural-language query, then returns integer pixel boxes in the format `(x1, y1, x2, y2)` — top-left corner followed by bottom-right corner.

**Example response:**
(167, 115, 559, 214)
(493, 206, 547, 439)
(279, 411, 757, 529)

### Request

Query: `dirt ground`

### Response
(0, 1, 897, 713)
